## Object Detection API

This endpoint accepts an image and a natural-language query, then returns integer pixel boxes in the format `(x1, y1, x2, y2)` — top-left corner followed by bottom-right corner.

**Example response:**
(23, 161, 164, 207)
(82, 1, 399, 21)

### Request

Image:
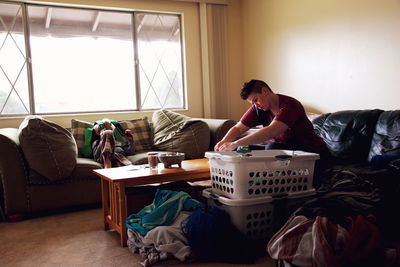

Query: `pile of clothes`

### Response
(126, 189, 262, 267)
(267, 162, 400, 267)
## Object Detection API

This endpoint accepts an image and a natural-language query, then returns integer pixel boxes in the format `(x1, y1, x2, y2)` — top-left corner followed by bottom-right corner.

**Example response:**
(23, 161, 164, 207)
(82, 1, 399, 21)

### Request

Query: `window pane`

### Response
(0, 2, 29, 115)
(136, 13, 184, 110)
(27, 6, 136, 113)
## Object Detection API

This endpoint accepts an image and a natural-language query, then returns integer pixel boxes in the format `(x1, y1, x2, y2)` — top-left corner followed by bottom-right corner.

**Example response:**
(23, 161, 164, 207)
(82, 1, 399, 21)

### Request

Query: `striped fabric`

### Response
(71, 117, 152, 157)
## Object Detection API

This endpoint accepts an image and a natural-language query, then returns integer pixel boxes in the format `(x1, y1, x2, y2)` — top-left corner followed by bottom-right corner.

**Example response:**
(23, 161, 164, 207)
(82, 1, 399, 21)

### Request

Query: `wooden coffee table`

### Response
(93, 158, 210, 247)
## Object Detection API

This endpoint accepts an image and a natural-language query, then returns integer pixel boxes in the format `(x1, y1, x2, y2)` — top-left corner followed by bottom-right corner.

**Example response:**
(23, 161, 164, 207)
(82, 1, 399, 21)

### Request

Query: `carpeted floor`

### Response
(0, 208, 276, 267)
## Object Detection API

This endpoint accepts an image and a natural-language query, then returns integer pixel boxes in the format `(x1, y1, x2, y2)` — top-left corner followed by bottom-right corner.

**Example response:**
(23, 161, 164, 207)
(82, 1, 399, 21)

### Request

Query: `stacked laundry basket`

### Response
(203, 150, 319, 240)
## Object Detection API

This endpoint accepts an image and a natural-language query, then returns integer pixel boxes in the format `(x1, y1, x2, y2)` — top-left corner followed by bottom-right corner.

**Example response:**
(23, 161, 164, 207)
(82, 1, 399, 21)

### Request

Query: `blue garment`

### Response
(181, 207, 260, 264)
(126, 189, 204, 236)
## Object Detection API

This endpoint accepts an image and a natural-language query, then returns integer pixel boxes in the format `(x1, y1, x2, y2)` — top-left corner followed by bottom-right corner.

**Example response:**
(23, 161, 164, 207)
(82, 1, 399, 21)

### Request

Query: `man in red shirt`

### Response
(215, 80, 328, 156)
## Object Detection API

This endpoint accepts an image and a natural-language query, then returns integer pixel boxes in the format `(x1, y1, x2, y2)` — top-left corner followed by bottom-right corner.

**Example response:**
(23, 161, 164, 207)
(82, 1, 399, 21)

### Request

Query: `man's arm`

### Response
(217, 120, 288, 152)
(214, 122, 250, 151)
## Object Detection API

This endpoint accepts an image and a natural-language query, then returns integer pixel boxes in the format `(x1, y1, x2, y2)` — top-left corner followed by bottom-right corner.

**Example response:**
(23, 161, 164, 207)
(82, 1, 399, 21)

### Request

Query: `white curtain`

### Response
(206, 3, 230, 119)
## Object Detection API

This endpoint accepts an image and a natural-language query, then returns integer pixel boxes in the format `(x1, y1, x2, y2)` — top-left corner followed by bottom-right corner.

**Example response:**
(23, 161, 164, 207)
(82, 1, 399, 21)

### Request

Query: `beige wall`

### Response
(241, 0, 400, 114)
(225, 0, 246, 120)
(0, 0, 204, 128)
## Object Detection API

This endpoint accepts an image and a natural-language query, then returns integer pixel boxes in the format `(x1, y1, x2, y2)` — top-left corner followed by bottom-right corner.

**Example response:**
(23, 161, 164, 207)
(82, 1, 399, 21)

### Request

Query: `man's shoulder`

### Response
(278, 94, 299, 102)
(278, 94, 303, 109)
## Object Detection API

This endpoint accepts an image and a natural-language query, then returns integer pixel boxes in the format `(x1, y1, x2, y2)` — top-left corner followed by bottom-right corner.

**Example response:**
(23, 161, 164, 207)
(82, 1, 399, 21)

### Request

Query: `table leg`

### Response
(101, 179, 110, 231)
(117, 182, 127, 247)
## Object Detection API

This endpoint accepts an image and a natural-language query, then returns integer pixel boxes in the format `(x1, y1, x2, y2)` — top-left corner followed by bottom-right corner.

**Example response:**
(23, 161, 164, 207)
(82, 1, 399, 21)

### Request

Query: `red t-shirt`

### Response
(240, 94, 327, 154)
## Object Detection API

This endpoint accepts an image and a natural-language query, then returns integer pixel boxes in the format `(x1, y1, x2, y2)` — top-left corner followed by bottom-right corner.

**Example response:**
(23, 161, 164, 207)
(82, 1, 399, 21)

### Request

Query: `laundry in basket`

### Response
(205, 150, 319, 199)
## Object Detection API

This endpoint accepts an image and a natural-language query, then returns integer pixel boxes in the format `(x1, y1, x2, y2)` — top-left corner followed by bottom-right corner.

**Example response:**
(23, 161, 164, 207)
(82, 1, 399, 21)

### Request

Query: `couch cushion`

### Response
(117, 118, 152, 151)
(152, 109, 210, 159)
(312, 109, 383, 162)
(27, 157, 102, 185)
(71, 117, 152, 157)
(18, 115, 78, 181)
(368, 110, 400, 162)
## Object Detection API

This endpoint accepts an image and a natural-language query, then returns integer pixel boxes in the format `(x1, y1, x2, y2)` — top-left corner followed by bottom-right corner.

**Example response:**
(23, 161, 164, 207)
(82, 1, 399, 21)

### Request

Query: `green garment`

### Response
(81, 120, 125, 158)
(126, 189, 204, 235)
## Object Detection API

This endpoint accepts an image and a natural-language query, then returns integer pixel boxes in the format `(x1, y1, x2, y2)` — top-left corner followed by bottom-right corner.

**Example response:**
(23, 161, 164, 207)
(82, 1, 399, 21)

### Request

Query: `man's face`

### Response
(247, 87, 270, 111)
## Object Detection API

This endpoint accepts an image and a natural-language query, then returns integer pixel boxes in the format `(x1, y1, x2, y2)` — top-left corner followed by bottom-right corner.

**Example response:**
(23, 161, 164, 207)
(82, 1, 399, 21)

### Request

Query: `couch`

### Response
(0, 110, 236, 221)
(313, 110, 400, 202)
(311, 109, 400, 171)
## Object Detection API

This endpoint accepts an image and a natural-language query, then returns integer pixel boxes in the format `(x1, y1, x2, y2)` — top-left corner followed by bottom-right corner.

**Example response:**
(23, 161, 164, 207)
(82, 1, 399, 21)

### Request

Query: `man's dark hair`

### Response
(240, 79, 272, 100)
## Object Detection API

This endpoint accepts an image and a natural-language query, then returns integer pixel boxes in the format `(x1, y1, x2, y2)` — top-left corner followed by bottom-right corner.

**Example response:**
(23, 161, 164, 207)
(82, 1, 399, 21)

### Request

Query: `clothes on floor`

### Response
(268, 215, 349, 267)
(268, 168, 400, 266)
(181, 206, 262, 264)
(126, 189, 204, 236)
(267, 214, 387, 267)
(127, 211, 193, 267)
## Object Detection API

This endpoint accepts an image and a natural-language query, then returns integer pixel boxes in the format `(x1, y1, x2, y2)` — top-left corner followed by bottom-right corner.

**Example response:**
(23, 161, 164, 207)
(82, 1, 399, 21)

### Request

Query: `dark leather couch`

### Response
(0, 118, 236, 221)
(310, 109, 400, 191)
(312, 109, 400, 168)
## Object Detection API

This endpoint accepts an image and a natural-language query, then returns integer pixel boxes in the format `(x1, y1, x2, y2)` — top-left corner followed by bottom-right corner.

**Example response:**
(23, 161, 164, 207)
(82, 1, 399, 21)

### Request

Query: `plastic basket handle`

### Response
(271, 192, 289, 199)
(203, 189, 222, 201)
(209, 192, 220, 200)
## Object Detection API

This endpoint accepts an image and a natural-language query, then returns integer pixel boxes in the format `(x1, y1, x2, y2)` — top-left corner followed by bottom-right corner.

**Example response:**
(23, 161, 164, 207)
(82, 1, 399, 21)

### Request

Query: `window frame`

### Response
(0, 1, 186, 117)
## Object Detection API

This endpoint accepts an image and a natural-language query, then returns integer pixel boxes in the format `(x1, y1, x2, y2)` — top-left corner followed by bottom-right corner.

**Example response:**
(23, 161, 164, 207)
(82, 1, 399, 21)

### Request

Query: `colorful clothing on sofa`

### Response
(81, 120, 134, 167)
(92, 130, 134, 167)
(240, 94, 328, 155)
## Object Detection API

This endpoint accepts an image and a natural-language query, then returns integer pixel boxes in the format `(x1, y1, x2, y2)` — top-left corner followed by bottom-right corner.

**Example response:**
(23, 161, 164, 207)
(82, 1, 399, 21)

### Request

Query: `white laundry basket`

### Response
(205, 150, 319, 199)
(202, 188, 314, 240)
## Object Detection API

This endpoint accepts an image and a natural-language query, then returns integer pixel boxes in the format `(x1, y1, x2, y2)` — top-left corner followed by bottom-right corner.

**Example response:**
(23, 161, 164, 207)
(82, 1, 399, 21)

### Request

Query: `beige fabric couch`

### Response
(0, 111, 235, 220)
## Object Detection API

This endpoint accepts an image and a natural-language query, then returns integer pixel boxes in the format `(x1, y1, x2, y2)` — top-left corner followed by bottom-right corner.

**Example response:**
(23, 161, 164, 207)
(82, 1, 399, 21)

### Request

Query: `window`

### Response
(0, 2, 27, 115)
(0, 2, 185, 116)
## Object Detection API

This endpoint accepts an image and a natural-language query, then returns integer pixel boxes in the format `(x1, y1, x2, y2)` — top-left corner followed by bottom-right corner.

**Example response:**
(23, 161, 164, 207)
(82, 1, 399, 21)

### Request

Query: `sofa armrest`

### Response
(195, 118, 236, 151)
(0, 128, 30, 216)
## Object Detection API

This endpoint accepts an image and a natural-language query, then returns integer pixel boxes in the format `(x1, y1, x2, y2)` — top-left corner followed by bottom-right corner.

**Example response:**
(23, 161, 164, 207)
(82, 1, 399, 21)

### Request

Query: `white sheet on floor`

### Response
(127, 211, 192, 266)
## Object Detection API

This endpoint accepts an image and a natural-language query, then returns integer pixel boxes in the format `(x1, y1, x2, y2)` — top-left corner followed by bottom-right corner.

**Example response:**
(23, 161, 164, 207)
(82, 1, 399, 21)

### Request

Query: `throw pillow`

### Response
(152, 109, 210, 159)
(18, 115, 77, 181)
(71, 119, 93, 157)
(118, 118, 152, 151)
(71, 117, 152, 157)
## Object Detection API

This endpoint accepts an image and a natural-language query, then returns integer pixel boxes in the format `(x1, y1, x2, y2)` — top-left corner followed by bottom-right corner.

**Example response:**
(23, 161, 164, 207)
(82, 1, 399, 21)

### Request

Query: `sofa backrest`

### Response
(368, 110, 400, 162)
(312, 109, 383, 162)
(197, 118, 236, 151)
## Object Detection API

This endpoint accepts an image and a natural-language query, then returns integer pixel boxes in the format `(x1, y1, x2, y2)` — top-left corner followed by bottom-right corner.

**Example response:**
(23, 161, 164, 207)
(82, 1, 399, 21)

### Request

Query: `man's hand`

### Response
(214, 122, 249, 152)
(214, 140, 224, 151)
(215, 141, 238, 152)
